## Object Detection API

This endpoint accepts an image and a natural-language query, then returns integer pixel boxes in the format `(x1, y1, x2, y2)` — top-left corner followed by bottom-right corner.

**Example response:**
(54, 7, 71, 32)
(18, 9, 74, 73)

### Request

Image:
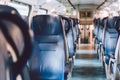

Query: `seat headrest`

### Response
(70, 18, 76, 27)
(106, 16, 119, 29)
(0, 5, 32, 76)
(74, 19, 79, 24)
(107, 18, 114, 28)
(32, 15, 63, 35)
(93, 18, 97, 24)
(115, 17, 120, 32)
(0, 5, 20, 16)
(107, 17, 119, 28)
(95, 18, 100, 26)
(100, 17, 108, 27)
(65, 20, 70, 33)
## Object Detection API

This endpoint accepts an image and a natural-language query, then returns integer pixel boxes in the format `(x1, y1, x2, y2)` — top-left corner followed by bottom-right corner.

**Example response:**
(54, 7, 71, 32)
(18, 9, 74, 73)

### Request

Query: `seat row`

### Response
(29, 15, 79, 80)
(93, 15, 120, 80)
(0, 5, 79, 80)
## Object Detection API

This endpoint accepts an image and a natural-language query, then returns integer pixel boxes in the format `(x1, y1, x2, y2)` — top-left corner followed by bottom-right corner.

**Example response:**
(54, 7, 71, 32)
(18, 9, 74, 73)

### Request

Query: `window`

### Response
(37, 8, 47, 15)
(80, 11, 93, 18)
(8, 2, 29, 22)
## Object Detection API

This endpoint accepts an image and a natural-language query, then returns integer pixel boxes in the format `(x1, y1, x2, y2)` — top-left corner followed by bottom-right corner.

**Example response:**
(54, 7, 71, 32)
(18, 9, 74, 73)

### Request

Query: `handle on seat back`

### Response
(60, 16, 70, 63)
(61, 16, 71, 34)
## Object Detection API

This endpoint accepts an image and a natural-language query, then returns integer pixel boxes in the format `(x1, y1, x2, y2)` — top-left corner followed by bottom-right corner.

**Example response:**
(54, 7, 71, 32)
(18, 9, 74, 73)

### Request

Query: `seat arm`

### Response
(109, 53, 116, 63)
(68, 57, 73, 62)
(109, 58, 116, 63)
(100, 43, 104, 48)
(99, 42, 102, 45)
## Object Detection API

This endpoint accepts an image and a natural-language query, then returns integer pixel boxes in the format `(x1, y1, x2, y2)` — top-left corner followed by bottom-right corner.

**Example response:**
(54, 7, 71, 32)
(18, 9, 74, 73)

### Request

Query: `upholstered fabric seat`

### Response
(30, 15, 65, 80)
(104, 18, 118, 64)
(0, 5, 32, 80)
(64, 20, 74, 58)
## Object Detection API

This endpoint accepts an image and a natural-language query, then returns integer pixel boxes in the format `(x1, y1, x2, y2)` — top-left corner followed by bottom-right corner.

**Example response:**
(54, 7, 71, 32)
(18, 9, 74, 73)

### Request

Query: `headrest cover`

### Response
(106, 16, 119, 29)
(107, 18, 114, 28)
(0, 5, 20, 16)
(101, 17, 108, 27)
(115, 17, 120, 32)
(71, 18, 76, 27)
(32, 15, 63, 35)
(95, 18, 100, 26)
(65, 20, 70, 32)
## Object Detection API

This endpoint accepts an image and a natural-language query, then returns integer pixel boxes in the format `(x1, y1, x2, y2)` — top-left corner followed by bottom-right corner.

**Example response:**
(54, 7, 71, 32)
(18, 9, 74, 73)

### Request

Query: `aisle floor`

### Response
(70, 44, 106, 80)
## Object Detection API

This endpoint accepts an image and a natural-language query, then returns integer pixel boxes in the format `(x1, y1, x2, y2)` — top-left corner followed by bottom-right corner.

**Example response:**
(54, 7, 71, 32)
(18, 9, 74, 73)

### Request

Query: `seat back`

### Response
(0, 5, 32, 80)
(100, 17, 108, 45)
(104, 29, 118, 56)
(65, 19, 70, 34)
(97, 17, 108, 43)
(64, 18, 75, 58)
(74, 19, 79, 37)
(93, 18, 100, 39)
(115, 17, 120, 33)
(104, 17, 119, 64)
(70, 19, 76, 42)
(97, 24, 103, 43)
(30, 15, 65, 80)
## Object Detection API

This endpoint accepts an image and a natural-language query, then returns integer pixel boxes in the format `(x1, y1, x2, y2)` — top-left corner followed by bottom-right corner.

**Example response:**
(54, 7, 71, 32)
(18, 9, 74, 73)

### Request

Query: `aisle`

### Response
(70, 44, 106, 80)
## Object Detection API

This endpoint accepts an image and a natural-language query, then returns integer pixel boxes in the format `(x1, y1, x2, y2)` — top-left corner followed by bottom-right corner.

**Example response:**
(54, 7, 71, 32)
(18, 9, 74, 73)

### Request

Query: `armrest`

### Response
(109, 53, 115, 63)
(99, 42, 101, 44)
(69, 57, 73, 62)
(109, 58, 116, 63)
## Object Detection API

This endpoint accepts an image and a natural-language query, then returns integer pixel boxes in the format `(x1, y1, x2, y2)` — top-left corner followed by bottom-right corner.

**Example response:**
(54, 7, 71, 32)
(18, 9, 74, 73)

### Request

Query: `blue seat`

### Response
(73, 18, 79, 40)
(97, 22, 103, 43)
(75, 19, 79, 36)
(69, 18, 78, 53)
(60, 16, 75, 79)
(71, 18, 77, 42)
(97, 17, 108, 50)
(93, 18, 101, 49)
(64, 18, 75, 58)
(114, 17, 120, 33)
(29, 15, 65, 80)
(104, 18, 118, 64)
(93, 18, 97, 29)
(97, 17, 107, 44)
(93, 18, 100, 40)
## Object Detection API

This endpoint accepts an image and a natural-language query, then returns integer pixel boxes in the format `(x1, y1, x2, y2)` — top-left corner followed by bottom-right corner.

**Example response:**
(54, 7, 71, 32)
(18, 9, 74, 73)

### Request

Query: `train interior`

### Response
(0, 0, 120, 80)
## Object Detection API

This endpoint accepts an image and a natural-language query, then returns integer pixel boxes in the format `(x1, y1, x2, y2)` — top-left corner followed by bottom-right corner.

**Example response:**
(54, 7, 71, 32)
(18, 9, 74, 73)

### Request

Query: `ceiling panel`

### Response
(14, 0, 39, 5)
(42, 0, 60, 10)
(70, 0, 105, 5)
(57, 0, 106, 10)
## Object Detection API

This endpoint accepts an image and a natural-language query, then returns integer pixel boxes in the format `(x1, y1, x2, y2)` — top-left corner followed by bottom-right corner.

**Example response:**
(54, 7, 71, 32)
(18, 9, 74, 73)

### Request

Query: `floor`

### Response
(70, 44, 106, 80)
